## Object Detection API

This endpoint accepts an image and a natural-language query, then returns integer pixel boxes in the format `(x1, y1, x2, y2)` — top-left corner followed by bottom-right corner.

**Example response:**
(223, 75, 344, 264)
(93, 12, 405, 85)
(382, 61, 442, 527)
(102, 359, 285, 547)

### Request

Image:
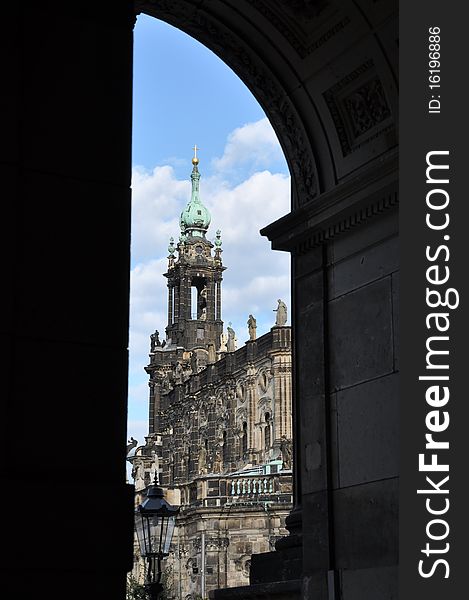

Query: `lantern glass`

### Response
(135, 511, 176, 557)
(162, 515, 176, 555)
(134, 511, 147, 556)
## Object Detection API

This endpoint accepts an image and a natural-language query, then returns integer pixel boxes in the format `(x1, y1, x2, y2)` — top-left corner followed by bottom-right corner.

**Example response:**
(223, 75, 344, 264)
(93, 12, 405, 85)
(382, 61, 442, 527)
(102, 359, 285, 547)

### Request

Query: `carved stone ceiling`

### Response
(246, 0, 340, 58)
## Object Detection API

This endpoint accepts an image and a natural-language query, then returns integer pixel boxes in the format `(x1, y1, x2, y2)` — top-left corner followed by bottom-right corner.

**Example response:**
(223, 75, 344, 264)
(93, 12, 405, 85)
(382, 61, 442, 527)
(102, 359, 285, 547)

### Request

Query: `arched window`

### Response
(190, 286, 198, 319)
(264, 412, 271, 450)
(242, 422, 248, 455)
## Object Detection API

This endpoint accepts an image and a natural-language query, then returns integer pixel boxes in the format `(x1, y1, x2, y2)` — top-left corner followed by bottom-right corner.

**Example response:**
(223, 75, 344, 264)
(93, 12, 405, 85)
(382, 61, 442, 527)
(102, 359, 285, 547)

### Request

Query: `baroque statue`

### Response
(247, 314, 257, 340)
(226, 322, 236, 352)
(274, 299, 287, 326)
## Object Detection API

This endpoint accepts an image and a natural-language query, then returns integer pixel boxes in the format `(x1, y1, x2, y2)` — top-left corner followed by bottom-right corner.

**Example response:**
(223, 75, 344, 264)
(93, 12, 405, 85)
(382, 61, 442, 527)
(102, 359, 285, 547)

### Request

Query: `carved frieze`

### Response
(193, 537, 229, 551)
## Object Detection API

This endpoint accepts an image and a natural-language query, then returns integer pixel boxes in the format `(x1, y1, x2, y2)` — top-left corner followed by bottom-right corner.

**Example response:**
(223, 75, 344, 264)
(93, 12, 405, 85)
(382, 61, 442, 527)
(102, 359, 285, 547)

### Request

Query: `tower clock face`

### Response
(195, 245, 203, 255)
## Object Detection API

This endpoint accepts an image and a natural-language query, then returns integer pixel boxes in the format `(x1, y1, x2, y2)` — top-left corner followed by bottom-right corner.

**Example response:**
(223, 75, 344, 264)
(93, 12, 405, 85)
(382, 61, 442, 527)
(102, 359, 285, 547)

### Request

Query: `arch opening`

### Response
(127, 13, 294, 599)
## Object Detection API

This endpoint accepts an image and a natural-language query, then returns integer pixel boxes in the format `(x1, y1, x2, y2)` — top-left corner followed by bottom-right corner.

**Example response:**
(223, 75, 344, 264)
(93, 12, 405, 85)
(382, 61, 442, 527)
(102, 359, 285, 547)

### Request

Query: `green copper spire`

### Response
(180, 146, 211, 238)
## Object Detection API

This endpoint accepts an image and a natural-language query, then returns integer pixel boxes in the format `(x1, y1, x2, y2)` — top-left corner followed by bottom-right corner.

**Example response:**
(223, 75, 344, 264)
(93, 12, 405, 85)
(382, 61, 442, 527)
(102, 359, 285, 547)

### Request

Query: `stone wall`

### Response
(165, 503, 291, 599)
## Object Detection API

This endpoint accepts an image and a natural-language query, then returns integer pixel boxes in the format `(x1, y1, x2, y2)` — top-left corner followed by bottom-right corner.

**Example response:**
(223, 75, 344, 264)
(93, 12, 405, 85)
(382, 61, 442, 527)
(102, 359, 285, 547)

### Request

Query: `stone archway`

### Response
(3, 2, 398, 599)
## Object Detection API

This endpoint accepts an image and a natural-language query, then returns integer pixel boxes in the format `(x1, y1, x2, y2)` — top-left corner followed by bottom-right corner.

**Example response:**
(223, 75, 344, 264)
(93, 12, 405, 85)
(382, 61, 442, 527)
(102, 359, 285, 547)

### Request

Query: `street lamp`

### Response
(135, 475, 180, 600)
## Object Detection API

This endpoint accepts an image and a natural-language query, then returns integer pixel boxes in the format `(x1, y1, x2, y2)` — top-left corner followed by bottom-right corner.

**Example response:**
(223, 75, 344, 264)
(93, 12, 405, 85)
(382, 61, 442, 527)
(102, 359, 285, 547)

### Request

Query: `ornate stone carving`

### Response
(344, 78, 391, 137)
(215, 389, 226, 413)
(198, 441, 207, 475)
(126, 436, 138, 456)
(257, 368, 272, 394)
(236, 381, 246, 403)
(212, 446, 223, 473)
(174, 360, 184, 384)
(199, 405, 208, 428)
(234, 554, 252, 577)
(185, 556, 198, 583)
(323, 60, 392, 157)
(269, 535, 283, 550)
(207, 536, 229, 550)
(280, 435, 293, 469)
(193, 536, 229, 551)
(149, 450, 159, 482)
(258, 396, 273, 419)
(192, 538, 201, 551)
(236, 407, 248, 425)
(131, 459, 146, 491)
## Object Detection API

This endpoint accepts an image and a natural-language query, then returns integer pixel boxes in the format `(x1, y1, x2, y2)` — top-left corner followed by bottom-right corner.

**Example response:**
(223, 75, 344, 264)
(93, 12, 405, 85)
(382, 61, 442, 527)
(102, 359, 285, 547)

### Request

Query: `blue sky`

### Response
(127, 14, 291, 453)
(132, 15, 279, 177)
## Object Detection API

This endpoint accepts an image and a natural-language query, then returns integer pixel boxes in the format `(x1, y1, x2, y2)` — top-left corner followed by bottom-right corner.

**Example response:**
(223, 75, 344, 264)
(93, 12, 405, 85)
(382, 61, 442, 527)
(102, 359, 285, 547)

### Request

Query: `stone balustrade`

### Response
(229, 475, 275, 496)
(175, 473, 293, 510)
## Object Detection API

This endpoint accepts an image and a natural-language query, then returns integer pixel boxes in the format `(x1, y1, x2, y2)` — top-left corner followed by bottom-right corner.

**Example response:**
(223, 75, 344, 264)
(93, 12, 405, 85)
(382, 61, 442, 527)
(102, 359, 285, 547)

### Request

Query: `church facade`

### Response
(128, 154, 293, 598)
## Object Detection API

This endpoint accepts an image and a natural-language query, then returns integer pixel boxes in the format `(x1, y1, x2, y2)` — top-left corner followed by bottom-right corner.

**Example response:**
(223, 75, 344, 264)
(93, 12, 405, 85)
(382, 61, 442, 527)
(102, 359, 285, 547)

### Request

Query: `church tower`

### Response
(165, 147, 225, 352)
(144, 150, 226, 436)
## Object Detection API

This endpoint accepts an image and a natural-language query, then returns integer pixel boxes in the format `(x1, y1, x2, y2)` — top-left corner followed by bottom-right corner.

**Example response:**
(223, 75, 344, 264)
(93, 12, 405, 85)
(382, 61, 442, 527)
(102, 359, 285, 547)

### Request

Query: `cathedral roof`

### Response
(180, 147, 211, 238)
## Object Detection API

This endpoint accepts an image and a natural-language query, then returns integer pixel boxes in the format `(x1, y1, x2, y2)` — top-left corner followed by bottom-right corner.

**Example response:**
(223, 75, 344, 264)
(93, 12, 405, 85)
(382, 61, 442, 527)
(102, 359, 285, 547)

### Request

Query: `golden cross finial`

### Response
(192, 144, 200, 165)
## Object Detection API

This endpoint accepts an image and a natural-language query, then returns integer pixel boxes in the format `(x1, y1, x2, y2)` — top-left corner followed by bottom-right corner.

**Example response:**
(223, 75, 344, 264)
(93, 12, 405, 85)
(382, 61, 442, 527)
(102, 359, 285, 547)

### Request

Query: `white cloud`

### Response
(130, 165, 188, 264)
(129, 258, 168, 377)
(211, 117, 285, 174)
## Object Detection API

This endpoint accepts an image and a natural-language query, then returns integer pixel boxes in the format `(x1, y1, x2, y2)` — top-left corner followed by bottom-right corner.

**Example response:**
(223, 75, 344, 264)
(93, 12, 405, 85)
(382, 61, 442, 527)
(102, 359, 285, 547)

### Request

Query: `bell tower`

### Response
(165, 148, 225, 351)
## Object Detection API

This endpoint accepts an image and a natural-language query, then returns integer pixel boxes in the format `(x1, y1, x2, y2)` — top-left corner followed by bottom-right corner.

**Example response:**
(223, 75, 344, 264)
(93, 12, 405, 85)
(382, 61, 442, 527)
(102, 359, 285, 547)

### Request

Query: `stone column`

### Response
(168, 284, 174, 326)
(148, 377, 162, 435)
(207, 279, 215, 320)
(272, 353, 292, 443)
(148, 380, 156, 435)
(246, 366, 257, 462)
(174, 282, 180, 322)
(289, 248, 331, 585)
(275, 255, 303, 552)
(179, 275, 189, 320)
(216, 280, 222, 320)
(186, 276, 192, 319)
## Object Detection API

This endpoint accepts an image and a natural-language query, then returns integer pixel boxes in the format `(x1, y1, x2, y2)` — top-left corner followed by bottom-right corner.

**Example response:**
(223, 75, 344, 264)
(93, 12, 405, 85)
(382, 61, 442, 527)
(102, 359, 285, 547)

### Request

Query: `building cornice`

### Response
(261, 151, 398, 253)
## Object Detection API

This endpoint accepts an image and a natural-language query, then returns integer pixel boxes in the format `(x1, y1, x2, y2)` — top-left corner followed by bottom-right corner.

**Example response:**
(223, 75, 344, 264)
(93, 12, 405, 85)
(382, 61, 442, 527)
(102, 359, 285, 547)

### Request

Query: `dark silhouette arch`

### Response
(2, 2, 398, 599)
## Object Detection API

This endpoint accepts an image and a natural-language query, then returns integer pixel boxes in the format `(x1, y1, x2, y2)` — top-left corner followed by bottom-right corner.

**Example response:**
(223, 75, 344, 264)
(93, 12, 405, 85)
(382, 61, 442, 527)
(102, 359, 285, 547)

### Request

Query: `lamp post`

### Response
(135, 475, 180, 600)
